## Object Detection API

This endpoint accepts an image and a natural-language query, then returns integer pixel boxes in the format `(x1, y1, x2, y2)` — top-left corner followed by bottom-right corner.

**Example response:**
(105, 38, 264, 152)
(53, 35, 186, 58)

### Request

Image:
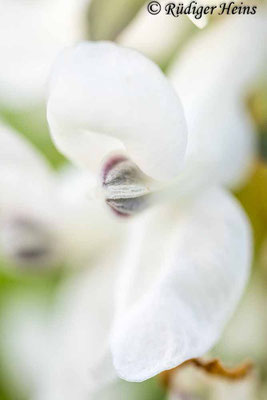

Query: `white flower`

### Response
(46, 14, 263, 385)
(47, 15, 264, 213)
(0, 0, 91, 108)
(1, 13, 264, 399)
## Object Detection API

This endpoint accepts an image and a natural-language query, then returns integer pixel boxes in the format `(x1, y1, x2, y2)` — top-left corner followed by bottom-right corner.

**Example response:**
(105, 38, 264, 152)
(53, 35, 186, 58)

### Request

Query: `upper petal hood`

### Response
(168, 14, 266, 189)
(47, 41, 187, 182)
(111, 187, 252, 381)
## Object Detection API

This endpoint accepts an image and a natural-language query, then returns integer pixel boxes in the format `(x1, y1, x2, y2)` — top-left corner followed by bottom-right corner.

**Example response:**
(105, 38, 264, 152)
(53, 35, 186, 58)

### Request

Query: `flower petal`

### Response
(111, 187, 252, 381)
(47, 41, 187, 181)
(168, 14, 266, 189)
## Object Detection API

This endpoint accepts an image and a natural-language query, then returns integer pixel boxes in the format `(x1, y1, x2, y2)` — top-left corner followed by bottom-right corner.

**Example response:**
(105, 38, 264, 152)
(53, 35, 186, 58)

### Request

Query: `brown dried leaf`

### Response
(160, 358, 253, 388)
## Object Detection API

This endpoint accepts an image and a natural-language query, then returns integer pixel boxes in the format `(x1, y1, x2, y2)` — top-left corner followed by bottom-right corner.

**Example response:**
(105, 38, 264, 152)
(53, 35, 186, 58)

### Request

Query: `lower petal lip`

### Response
(105, 199, 132, 218)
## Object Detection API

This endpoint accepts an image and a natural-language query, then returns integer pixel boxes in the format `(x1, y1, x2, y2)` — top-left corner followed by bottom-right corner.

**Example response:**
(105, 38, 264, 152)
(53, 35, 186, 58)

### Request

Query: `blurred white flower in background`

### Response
(0, 0, 91, 109)
(0, 290, 164, 399)
(0, 121, 123, 270)
(0, 121, 60, 268)
(117, 0, 194, 65)
(0, 253, 121, 400)
(168, 13, 266, 190)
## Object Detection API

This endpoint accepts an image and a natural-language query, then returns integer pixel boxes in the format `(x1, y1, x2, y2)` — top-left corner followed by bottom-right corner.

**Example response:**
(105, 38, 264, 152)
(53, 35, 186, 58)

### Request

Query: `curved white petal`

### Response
(111, 187, 252, 381)
(47, 41, 187, 182)
(0, 0, 90, 108)
(168, 14, 266, 189)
